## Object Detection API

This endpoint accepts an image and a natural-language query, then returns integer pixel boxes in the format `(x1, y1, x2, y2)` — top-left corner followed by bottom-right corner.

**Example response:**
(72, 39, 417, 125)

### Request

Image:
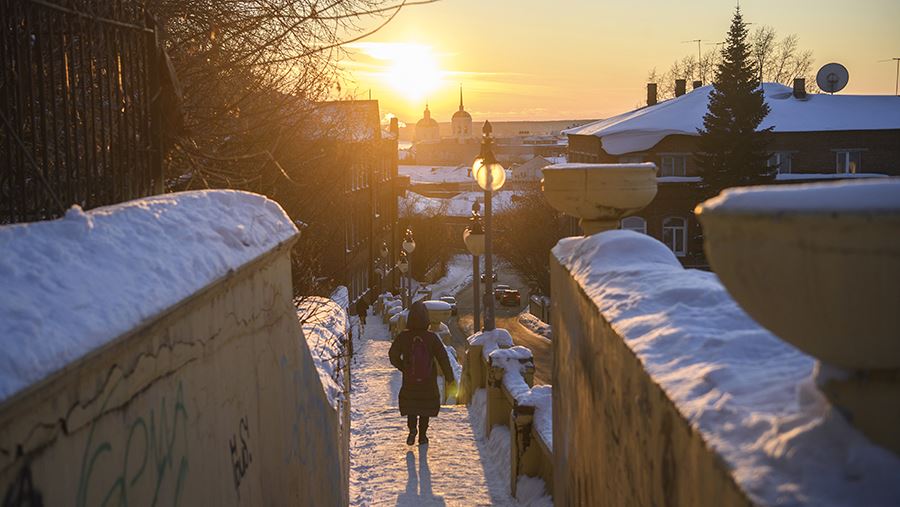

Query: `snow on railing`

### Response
(461, 329, 554, 500)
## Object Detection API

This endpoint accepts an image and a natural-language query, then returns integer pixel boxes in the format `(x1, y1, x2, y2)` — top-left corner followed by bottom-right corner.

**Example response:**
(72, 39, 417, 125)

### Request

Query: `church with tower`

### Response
(450, 87, 472, 142)
(410, 87, 480, 164)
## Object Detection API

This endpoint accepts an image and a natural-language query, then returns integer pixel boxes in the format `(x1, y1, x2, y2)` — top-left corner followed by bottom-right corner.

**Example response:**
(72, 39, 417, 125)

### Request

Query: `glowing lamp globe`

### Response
(402, 239, 416, 254)
(472, 158, 506, 191)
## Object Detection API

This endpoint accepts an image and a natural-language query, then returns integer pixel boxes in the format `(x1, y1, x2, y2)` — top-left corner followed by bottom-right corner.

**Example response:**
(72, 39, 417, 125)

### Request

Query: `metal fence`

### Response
(1, 0, 164, 224)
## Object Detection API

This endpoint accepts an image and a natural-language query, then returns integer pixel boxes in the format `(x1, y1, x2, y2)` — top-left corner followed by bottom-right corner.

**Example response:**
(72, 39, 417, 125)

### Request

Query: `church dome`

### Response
(452, 109, 472, 120)
(417, 116, 439, 128)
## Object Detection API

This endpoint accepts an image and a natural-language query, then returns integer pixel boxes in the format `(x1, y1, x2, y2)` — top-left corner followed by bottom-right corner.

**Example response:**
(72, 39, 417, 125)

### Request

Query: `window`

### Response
(619, 155, 644, 164)
(836, 150, 862, 174)
(659, 155, 687, 177)
(662, 217, 687, 257)
(621, 216, 647, 234)
(768, 152, 793, 174)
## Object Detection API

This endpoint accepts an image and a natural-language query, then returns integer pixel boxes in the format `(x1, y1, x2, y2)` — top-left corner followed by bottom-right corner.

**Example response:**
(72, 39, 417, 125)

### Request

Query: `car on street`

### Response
(494, 284, 511, 300)
(439, 295, 458, 315)
(500, 289, 521, 307)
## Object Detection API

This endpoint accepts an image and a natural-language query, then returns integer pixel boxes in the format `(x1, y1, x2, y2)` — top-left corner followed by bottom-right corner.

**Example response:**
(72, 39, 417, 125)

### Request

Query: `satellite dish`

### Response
(816, 63, 850, 94)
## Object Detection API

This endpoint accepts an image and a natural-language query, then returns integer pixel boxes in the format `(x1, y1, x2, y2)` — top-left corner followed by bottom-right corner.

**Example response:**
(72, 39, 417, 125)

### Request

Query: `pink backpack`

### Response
(409, 335, 432, 383)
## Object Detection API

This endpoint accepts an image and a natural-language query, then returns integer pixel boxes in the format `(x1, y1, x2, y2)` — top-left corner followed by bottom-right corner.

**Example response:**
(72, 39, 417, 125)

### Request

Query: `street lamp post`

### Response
(472, 121, 506, 331)
(379, 241, 389, 296)
(402, 229, 416, 307)
(398, 250, 409, 308)
(463, 202, 485, 333)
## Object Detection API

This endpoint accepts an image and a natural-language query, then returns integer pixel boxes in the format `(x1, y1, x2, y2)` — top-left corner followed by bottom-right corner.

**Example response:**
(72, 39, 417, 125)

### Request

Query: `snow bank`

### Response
(297, 294, 349, 411)
(700, 178, 900, 213)
(553, 230, 900, 506)
(0, 190, 297, 403)
(468, 328, 514, 361)
(429, 254, 473, 299)
(518, 311, 552, 340)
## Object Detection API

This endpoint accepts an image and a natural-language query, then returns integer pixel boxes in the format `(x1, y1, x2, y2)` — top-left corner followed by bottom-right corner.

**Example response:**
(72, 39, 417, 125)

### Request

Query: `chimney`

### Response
(793, 78, 807, 99)
(675, 79, 687, 97)
(389, 117, 399, 137)
(692, 80, 703, 90)
(647, 83, 658, 106)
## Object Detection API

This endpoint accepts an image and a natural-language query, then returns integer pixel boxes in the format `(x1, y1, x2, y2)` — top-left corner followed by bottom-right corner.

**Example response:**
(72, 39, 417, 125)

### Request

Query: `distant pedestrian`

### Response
(356, 294, 369, 330)
(389, 301, 454, 446)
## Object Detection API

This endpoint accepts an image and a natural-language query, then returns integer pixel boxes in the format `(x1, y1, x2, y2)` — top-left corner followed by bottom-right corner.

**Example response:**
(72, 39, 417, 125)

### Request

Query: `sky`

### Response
(338, 0, 900, 124)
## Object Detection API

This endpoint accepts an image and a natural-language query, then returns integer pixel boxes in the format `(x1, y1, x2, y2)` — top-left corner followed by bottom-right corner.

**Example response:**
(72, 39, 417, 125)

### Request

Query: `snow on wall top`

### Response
(297, 294, 349, 411)
(700, 178, 900, 213)
(564, 83, 900, 155)
(552, 230, 900, 506)
(0, 190, 298, 403)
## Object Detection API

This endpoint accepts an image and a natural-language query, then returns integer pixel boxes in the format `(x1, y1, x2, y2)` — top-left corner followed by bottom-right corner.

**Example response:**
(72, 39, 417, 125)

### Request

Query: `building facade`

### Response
(308, 100, 403, 304)
(566, 82, 900, 267)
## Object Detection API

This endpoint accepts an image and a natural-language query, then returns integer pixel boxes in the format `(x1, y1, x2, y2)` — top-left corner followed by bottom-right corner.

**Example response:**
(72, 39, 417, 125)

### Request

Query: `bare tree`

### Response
(649, 25, 813, 101)
(751, 26, 814, 87)
(151, 0, 437, 298)
(493, 190, 569, 295)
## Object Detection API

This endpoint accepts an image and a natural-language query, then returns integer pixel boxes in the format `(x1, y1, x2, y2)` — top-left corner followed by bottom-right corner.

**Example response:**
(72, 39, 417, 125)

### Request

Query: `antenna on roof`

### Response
(681, 39, 705, 81)
(878, 58, 900, 96)
(816, 63, 850, 94)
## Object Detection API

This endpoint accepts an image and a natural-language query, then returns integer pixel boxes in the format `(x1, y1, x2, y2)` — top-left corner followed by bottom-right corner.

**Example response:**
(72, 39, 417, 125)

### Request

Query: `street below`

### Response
(442, 264, 553, 386)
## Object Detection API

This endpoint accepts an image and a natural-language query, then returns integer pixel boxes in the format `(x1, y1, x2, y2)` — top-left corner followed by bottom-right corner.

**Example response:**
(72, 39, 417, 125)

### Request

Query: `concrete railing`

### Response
(462, 341, 554, 500)
(550, 251, 752, 506)
(0, 237, 349, 505)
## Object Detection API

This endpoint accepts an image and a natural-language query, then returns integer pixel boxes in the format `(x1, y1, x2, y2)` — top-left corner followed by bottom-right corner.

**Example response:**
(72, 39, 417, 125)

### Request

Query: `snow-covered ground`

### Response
(517, 311, 552, 340)
(0, 190, 296, 403)
(349, 309, 547, 506)
(426, 254, 473, 299)
(553, 230, 900, 506)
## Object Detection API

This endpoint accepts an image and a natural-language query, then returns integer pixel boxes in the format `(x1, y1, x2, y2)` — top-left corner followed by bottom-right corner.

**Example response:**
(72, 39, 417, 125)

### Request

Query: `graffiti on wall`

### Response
(76, 381, 190, 507)
(2, 464, 43, 507)
(229, 417, 252, 497)
(280, 355, 339, 469)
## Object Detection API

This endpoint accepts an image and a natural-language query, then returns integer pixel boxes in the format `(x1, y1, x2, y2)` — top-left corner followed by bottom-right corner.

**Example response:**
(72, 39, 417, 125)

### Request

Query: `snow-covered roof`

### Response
(0, 191, 298, 403)
(398, 164, 473, 184)
(564, 84, 900, 155)
(303, 100, 382, 142)
(400, 190, 523, 218)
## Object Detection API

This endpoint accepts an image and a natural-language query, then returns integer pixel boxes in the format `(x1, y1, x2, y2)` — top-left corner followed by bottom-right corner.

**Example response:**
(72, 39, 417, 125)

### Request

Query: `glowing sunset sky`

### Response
(340, 0, 900, 123)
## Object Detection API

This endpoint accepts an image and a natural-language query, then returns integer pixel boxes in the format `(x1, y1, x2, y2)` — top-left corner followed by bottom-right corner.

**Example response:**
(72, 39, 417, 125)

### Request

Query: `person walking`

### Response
(389, 301, 455, 446)
(356, 292, 369, 331)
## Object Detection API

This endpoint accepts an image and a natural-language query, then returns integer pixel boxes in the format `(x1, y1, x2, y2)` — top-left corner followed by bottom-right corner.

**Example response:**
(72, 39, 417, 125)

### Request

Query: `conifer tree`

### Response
(696, 7, 774, 197)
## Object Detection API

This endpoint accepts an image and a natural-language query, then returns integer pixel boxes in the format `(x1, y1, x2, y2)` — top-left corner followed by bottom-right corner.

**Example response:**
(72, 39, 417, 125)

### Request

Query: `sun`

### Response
(351, 42, 444, 102)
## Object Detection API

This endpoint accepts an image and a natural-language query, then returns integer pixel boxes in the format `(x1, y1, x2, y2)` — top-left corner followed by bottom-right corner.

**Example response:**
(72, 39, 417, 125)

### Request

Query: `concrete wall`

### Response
(550, 256, 754, 507)
(0, 240, 347, 506)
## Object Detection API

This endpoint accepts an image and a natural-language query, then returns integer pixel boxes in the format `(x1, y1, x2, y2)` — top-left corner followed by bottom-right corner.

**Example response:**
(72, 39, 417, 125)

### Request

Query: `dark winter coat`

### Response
(389, 301, 454, 417)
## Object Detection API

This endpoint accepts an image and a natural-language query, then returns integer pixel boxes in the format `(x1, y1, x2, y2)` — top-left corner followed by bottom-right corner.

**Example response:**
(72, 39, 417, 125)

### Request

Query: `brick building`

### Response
(565, 81, 900, 267)
(310, 100, 403, 303)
